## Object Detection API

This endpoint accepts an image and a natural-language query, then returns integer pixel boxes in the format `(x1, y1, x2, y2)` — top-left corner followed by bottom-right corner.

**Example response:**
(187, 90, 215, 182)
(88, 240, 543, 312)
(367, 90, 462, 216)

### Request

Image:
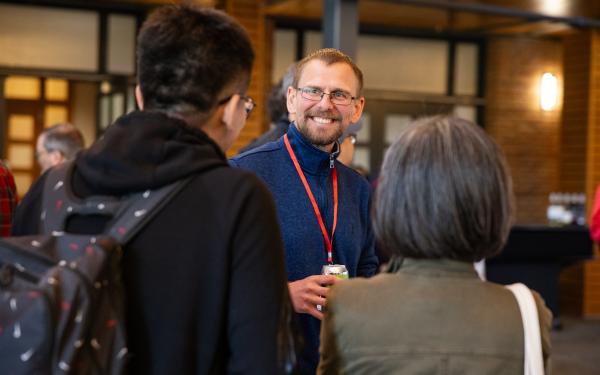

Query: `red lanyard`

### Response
(284, 134, 338, 264)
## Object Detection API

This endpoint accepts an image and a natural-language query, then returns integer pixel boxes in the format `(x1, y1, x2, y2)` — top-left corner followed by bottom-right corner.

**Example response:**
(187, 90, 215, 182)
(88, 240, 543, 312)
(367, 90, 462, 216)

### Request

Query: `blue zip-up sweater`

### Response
(231, 123, 378, 374)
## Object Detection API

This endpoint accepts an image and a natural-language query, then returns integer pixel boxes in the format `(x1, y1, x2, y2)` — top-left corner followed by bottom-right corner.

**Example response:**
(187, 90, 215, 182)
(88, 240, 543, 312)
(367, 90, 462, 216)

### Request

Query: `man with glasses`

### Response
(13, 5, 291, 374)
(231, 48, 378, 374)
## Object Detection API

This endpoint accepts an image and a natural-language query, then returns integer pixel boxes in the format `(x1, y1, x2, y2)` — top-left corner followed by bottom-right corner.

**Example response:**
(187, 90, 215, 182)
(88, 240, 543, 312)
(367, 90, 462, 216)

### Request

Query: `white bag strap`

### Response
(505, 283, 545, 375)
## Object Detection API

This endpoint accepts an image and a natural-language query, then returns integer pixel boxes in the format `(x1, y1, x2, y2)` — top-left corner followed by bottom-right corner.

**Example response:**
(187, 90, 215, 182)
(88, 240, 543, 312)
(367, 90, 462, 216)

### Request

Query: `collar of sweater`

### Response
(285, 123, 340, 176)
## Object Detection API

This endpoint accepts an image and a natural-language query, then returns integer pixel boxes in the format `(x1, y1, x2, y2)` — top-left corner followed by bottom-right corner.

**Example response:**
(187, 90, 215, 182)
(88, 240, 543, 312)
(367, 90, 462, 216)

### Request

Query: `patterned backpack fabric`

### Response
(0, 163, 188, 374)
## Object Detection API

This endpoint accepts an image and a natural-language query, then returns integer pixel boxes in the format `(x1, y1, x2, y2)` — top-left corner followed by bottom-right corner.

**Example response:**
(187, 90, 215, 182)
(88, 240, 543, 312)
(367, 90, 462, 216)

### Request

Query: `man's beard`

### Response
(295, 110, 345, 147)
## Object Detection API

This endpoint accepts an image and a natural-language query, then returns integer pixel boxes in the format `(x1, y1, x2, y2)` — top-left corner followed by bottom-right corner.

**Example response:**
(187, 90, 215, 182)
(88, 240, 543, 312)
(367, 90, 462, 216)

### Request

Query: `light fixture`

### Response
(100, 81, 112, 95)
(540, 72, 558, 111)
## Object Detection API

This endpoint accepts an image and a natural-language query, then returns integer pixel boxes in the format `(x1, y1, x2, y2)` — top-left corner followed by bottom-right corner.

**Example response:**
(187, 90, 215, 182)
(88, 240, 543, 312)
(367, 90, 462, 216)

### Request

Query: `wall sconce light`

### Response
(540, 72, 558, 111)
(100, 80, 112, 95)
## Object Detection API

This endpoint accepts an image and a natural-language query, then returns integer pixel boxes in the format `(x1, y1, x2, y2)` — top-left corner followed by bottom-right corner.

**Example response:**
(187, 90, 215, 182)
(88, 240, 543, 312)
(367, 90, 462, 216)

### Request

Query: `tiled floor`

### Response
(550, 316, 600, 374)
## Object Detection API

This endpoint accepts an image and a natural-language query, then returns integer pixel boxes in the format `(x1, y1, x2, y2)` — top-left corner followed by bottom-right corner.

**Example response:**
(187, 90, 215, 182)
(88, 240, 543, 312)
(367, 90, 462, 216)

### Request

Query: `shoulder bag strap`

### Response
(104, 176, 191, 244)
(505, 283, 545, 375)
(41, 161, 192, 244)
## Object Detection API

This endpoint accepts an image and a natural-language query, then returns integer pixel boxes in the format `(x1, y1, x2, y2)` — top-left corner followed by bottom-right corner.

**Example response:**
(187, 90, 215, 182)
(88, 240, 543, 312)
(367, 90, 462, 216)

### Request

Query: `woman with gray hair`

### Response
(317, 115, 551, 374)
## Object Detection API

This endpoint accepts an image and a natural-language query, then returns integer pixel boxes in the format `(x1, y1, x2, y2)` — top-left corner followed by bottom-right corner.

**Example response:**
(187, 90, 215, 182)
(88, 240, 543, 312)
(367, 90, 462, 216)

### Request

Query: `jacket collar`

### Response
(284, 123, 340, 176)
(396, 258, 480, 279)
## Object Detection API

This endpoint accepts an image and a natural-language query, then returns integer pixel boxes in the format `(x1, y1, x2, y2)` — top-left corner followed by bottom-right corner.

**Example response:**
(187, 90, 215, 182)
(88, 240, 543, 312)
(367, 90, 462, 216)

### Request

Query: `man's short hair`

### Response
(41, 123, 84, 160)
(373, 115, 514, 262)
(136, 5, 254, 117)
(293, 48, 363, 95)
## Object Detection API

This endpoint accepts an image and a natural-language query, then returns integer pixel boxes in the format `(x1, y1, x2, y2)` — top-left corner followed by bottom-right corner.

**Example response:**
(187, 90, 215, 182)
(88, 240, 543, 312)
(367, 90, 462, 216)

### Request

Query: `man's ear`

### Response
(135, 85, 144, 110)
(286, 86, 297, 115)
(50, 150, 65, 166)
(221, 95, 241, 129)
(351, 96, 365, 123)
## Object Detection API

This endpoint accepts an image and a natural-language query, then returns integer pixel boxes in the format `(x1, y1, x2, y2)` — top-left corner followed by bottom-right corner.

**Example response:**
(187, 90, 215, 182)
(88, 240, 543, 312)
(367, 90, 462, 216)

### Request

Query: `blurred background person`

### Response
(336, 118, 363, 167)
(318, 115, 552, 374)
(0, 161, 17, 236)
(589, 184, 600, 242)
(36, 122, 84, 173)
(239, 63, 296, 153)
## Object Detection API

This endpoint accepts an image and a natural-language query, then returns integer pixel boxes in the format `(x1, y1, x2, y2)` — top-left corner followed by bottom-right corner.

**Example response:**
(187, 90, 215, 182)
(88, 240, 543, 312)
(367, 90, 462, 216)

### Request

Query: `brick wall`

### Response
(485, 37, 563, 225)
(561, 32, 591, 196)
(581, 30, 600, 316)
(555, 30, 600, 317)
(224, 0, 270, 156)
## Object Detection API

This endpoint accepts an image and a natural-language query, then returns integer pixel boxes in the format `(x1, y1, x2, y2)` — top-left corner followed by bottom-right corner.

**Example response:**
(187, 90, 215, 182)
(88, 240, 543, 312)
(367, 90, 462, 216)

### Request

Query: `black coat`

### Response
(13, 111, 291, 374)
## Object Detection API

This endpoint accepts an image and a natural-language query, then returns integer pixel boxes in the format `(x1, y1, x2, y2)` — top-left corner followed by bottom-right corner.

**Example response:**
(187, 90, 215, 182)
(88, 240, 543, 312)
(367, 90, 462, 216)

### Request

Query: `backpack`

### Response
(0, 162, 189, 374)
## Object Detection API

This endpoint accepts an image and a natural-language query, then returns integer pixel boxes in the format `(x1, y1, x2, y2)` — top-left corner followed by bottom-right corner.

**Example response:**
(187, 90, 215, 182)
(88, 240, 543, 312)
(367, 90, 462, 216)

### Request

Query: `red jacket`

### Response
(590, 185, 600, 242)
(0, 162, 17, 237)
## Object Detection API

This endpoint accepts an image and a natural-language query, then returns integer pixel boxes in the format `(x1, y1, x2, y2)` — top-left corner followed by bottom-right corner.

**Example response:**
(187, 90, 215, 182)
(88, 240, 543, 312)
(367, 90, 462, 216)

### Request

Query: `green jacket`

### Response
(318, 258, 552, 375)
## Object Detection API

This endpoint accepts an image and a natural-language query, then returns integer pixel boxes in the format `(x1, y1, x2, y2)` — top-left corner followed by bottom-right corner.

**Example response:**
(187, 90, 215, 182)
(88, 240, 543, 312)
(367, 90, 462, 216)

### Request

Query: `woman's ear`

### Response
(135, 85, 144, 110)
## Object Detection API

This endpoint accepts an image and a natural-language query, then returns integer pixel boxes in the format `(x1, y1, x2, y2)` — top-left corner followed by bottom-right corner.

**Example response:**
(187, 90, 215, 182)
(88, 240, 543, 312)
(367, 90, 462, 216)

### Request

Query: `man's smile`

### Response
(312, 116, 334, 124)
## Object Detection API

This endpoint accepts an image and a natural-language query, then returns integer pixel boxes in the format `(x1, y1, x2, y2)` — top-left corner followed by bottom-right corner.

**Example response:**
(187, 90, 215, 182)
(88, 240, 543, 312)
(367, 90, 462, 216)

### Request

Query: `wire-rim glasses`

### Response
(296, 86, 356, 106)
(217, 94, 256, 117)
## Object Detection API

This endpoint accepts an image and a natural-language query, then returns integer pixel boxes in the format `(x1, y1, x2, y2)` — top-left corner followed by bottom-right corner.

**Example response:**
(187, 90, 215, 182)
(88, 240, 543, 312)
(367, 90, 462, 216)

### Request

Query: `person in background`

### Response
(590, 184, 600, 242)
(0, 161, 17, 236)
(231, 48, 378, 374)
(318, 115, 552, 375)
(238, 63, 297, 153)
(13, 4, 292, 374)
(336, 118, 363, 167)
(36, 123, 84, 173)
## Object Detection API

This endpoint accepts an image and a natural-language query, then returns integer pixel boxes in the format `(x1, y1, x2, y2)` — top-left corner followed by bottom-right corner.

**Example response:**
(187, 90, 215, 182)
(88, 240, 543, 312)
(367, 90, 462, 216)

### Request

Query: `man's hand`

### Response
(288, 275, 339, 320)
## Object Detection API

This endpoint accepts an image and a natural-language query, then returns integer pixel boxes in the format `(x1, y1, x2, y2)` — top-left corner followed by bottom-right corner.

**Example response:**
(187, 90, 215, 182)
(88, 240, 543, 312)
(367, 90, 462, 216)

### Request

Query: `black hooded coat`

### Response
(12, 111, 290, 374)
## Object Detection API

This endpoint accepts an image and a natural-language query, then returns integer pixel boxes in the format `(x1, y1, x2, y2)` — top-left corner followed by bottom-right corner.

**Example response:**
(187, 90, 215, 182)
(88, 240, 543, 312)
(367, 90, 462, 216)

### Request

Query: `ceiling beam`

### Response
(385, 0, 600, 28)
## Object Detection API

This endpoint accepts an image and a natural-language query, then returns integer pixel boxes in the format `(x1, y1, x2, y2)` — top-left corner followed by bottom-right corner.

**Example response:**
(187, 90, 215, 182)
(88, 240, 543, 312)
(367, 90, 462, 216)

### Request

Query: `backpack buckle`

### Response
(0, 264, 15, 287)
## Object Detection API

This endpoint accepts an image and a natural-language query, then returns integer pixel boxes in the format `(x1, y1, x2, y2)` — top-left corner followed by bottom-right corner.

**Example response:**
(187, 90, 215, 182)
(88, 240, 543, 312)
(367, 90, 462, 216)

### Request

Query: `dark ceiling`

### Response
(265, 0, 600, 36)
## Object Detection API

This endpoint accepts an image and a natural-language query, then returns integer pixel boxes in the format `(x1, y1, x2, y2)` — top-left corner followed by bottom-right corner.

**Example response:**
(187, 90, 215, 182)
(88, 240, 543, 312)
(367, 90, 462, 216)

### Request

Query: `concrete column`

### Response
(322, 0, 358, 59)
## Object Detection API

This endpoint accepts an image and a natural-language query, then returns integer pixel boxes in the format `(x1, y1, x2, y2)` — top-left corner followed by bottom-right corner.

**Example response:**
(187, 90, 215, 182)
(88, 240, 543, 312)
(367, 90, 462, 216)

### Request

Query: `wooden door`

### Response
(2, 76, 70, 197)
(4, 100, 43, 197)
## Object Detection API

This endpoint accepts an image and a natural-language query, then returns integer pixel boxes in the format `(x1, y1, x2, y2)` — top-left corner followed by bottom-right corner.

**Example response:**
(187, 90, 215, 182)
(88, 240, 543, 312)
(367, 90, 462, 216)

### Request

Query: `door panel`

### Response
(4, 100, 42, 196)
(361, 99, 454, 177)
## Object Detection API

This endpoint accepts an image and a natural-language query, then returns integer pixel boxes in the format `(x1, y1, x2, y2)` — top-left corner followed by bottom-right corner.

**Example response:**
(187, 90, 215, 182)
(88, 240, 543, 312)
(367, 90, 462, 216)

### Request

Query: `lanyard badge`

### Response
(284, 134, 338, 264)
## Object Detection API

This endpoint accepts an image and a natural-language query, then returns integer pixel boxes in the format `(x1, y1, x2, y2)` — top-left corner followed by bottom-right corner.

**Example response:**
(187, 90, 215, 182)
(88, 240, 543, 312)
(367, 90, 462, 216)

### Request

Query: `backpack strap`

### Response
(505, 283, 545, 375)
(41, 161, 191, 244)
(103, 177, 189, 244)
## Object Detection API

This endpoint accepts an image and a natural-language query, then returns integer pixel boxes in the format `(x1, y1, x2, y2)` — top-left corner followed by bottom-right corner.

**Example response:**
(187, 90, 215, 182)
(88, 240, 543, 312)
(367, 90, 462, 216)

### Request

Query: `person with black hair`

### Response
(13, 5, 292, 374)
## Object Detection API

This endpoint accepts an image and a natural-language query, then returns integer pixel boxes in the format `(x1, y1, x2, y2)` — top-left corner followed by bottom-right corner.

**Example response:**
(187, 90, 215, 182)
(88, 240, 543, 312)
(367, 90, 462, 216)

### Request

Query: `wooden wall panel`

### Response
(485, 37, 562, 224)
(559, 263, 584, 316)
(561, 32, 590, 194)
(225, 0, 270, 156)
(583, 30, 600, 317)
(559, 29, 600, 317)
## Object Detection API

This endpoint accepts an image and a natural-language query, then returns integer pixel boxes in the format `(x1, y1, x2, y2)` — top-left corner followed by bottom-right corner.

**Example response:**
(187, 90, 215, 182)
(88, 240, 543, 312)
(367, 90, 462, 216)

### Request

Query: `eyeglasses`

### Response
(217, 94, 256, 117)
(239, 95, 256, 116)
(296, 87, 356, 106)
